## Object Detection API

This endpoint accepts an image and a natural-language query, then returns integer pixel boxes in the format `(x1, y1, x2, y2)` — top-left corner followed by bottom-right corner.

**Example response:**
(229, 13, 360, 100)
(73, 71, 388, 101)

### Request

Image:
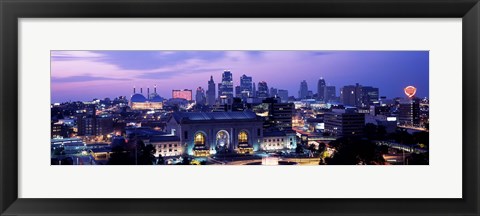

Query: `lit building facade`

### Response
(262, 97, 294, 132)
(172, 89, 193, 101)
(218, 70, 234, 100)
(398, 98, 421, 126)
(77, 115, 114, 136)
(143, 136, 183, 157)
(361, 86, 379, 106)
(261, 131, 297, 151)
(166, 111, 264, 156)
(324, 108, 365, 137)
(130, 86, 163, 110)
(239, 74, 253, 100)
(51, 122, 69, 138)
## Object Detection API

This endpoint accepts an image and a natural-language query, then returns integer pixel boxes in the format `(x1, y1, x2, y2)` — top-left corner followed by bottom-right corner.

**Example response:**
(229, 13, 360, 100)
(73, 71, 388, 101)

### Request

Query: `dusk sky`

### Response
(51, 50, 429, 103)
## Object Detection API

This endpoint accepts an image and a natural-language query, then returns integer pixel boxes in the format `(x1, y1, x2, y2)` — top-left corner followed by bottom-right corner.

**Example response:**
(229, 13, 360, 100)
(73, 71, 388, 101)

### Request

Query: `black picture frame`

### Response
(1, 0, 479, 215)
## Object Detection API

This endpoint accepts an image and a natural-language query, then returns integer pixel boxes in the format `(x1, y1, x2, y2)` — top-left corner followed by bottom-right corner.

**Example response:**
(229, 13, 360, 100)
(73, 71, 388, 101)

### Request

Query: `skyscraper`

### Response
(257, 81, 269, 99)
(324, 86, 336, 103)
(262, 97, 294, 132)
(218, 70, 234, 100)
(298, 80, 308, 99)
(239, 74, 253, 99)
(361, 86, 379, 106)
(270, 87, 278, 98)
(196, 87, 206, 105)
(399, 97, 420, 126)
(324, 108, 365, 137)
(206, 76, 216, 106)
(317, 77, 326, 101)
(341, 83, 362, 107)
(235, 86, 242, 98)
(277, 89, 289, 103)
(252, 82, 257, 98)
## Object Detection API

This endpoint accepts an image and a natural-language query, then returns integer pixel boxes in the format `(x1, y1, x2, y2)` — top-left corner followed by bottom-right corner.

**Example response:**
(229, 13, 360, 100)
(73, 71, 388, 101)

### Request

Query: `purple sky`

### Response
(51, 50, 429, 103)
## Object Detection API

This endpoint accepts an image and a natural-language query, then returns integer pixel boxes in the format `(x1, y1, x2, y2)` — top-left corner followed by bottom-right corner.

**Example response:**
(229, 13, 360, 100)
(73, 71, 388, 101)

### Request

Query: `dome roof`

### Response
(151, 95, 163, 102)
(131, 94, 147, 103)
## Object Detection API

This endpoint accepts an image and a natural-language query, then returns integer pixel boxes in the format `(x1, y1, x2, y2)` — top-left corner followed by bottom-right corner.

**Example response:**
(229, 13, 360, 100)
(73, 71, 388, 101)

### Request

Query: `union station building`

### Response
(166, 111, 264, 156)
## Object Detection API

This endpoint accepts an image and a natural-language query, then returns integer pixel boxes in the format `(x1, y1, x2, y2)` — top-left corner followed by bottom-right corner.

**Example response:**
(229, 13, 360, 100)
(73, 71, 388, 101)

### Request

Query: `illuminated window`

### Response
(238, 131, 248, 143)
(194, 133, 206, 145)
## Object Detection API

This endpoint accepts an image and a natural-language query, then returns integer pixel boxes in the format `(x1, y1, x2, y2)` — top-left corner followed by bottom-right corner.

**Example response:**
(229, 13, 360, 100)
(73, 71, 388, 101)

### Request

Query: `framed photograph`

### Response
(1, 0, 479, 215)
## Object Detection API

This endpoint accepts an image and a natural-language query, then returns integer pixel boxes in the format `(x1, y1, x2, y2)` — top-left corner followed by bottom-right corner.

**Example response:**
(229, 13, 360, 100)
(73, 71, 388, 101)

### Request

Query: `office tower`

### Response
(324, 86, 336, 103)
(239, 74, 253, 99)
(195, 87, 206, 105)
(361, 86, 379, 106)
(206, 76, 216, 106)
(324, 108, 365, 137)
(218, 70, 234, 100)
(262, 97, 294, 132)
(252, 82, 257, 98)
(317, 77, 326, 101)
(277, 89, 289, 103)
(298, 80, 308, 99)
(77, 106, 113, 136)
(341, 83, 362, 107)
(235, 86, 242, 98)
(257, 81, 269, 99)
(398, 97, 421, 126)
(270, 87, 278, 98)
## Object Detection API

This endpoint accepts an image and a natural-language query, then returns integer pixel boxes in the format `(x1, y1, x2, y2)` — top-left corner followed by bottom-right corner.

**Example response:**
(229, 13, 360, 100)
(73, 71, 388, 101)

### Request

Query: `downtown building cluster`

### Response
(50, 70, 429, 165)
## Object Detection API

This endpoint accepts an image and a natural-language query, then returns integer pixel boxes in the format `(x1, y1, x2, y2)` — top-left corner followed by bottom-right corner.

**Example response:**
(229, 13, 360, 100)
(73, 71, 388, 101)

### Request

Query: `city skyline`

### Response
(51, 50, 429, 103)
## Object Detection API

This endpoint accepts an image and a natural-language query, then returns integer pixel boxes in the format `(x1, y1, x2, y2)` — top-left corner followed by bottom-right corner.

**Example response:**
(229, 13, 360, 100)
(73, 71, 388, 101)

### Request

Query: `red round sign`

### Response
(404, 86, 416, 98)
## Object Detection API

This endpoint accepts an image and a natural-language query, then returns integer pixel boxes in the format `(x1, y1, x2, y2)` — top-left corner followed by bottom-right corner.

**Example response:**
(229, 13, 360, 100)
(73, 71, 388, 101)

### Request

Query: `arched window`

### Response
(194, 132, 206, 145)
(238, 131, 248, 144)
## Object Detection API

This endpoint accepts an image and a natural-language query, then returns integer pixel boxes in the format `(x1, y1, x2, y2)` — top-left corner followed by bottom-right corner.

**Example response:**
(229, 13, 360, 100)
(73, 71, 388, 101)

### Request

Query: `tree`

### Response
(107, 145, 133, 165)
(137, 143, 156, 165)
(364, 124, 387, 141)
(108, 136, 157, 165)
(295, 144, 304, 154)
(318, 142, 327, 153)
(157, 154, 165, 165)
(325, 137, 385, 165)
(181, 156, 192, 165)
(412, 131, 429, 149)
(406, 153, 429, 165)
(364, 123, 378, 140)
(377, 125, 387, 140)
(387, 130, 414, 144)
